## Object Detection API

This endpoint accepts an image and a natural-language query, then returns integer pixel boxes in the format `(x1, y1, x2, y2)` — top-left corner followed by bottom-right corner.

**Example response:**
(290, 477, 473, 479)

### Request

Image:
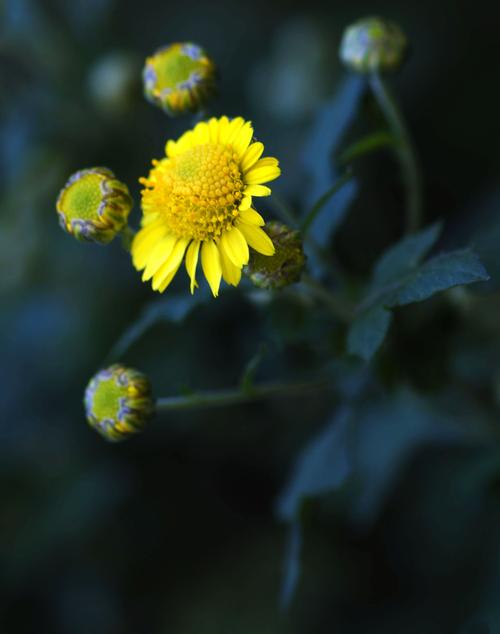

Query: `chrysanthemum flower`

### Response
(132, 116, 280, 296)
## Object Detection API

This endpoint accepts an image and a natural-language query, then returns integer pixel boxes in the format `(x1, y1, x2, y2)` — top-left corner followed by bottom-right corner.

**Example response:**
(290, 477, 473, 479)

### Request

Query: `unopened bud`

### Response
(143, 42, 216, 116)
(84, 364, 154, 441)
(244, 222, 306, 290)
(56, 167, 133, 245)
(340, 17, 408, 74)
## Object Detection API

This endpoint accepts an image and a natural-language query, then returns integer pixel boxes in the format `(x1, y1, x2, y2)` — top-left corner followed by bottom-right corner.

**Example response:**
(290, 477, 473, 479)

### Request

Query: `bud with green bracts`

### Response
(143, 42, 216, 116)
(84, 364, 154, 441)
(340, 17, 408, 74)
(244, 222, 306, 290)
(56, 167, 133, 245)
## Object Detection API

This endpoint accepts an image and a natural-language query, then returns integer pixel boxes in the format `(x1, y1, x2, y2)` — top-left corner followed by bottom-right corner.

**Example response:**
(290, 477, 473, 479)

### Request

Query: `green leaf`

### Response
(277, 408, 352, 522)
(372, 221, 442, 287)
(368, 248, 489, 309)
(301, 76, 365, 269)
(347, 306, 392, 362)
(348, 224, 489, 361)
(276, 408, 352, 607)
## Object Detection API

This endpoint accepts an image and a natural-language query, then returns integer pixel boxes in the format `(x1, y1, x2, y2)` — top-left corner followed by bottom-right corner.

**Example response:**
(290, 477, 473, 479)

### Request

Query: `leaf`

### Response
(276, 408, 352, 607)
(347, 306, 392, 362)
(276, 407, 352, 522)
(372, 222, 442, 287)
(279, 521, 302, 610)
(107, 292, 207, 360)
(349, 389, 464, 526)
(301, 75, 365, 255)
(348, 224, 489, 361)
(375, 249, 490, 308)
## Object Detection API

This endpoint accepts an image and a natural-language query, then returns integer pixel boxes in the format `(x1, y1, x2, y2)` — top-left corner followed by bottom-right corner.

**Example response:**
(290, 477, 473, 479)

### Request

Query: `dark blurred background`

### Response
(3, 0, 500, 632)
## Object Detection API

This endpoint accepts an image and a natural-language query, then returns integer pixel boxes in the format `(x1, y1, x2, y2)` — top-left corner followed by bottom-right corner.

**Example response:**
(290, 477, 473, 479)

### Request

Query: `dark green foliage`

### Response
(4, 2, 500, 634)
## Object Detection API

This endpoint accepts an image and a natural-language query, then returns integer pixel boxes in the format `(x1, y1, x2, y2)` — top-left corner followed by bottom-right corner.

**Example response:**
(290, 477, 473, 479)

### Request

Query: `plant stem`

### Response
(120, 225, 136, 252)
(156, 377, 331, 411)
(301, 274, 354, 323)
(369, 72, 423, 234)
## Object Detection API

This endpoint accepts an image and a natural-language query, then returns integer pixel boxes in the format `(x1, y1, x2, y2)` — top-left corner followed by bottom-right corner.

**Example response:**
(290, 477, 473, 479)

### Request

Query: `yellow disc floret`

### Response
(141, 144, 244, 242)
(132, 116, 281, 297)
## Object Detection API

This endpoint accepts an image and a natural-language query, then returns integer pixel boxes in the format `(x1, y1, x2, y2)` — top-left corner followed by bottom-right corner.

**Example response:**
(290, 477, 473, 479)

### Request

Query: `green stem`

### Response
(300, 170, 353, 236)
(301, 274, 354, 323)
(369, 72, 423, 234)
(120, 225, 136, 252)
(337, 130, 398, 166)
(156, 377, 331, 411)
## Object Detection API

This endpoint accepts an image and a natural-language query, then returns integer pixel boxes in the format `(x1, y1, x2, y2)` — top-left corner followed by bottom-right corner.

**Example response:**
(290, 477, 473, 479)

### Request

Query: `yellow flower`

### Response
(132, 116, 280, 296)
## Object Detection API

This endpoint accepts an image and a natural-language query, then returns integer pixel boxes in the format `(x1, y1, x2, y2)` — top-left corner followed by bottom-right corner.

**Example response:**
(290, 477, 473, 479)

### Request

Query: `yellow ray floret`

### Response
(132, 116, 280, 296)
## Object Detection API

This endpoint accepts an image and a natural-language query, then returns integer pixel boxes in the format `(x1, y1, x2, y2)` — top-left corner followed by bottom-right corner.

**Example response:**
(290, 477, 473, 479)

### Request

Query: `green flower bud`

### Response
(340, 17, 408, 74)
(244, 222, 306, 290)
(143, 42, 216, 116)
(56, 167, 133, 245)
(84, 364, 154, 442)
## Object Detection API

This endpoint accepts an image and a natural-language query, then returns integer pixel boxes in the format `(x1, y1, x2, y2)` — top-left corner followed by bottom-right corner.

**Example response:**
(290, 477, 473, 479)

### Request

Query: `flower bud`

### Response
(84, 364, 154, 441)
(56, 167, 133, 245)
(340, 17, 407, 74)
(143, 42, 216, 115)
(244, 222, 306, 290)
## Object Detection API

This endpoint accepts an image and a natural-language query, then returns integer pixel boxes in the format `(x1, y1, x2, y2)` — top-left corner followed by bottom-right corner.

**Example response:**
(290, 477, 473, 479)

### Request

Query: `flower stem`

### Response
(156, 377, 332, 412)
(369, 72, 423, 234)
(301, 274, 354, 323)
(120, 225, 136, 252)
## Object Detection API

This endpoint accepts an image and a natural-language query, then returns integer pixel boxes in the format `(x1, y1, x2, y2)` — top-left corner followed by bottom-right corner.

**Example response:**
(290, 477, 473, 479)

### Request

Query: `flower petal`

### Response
(208, 117, 220, 143)
(238, 196, 252, 211)
(241, 142, 264, 173)
(142, 234, 177, 281)
(185, 240, 201, 294)
(220, 226, 249, 267)
(225, 117, 245, 145)
(152, 238, 189, 290)
(243, 184, 271, 197)
(219, 242, 241, 286)
(193, 121, 210, 144)
(232, 121, 254, 157)
(238, 222, 275, 256)
(132, 226, 168, 270)
(244, 157, 281, 185)
(239, 208, 265, 226)
(201, 240, 222, 297)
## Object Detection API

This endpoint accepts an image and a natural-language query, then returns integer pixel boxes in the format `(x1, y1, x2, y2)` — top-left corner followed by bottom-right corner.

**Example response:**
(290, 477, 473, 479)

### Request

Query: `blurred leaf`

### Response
(348, 224, 489, 361)
(276, 408, 352, 607)
(277, 407, 352, 522)
(349, 389, 462, 525)
(347, 305, 392, 361)
(301, 76, 365, 266)
(279, 521, 302, 610)
(108, 292, 207, 360)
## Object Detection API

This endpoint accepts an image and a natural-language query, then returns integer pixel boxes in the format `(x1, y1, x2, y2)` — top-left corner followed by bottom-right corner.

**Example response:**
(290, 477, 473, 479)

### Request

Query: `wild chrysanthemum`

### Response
(132, 116, 280, 296)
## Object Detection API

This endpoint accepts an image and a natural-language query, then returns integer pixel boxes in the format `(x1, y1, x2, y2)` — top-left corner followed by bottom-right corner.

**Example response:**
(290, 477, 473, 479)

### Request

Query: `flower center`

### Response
(141, 143, 244, 241)
(59, 172, 105, 221)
